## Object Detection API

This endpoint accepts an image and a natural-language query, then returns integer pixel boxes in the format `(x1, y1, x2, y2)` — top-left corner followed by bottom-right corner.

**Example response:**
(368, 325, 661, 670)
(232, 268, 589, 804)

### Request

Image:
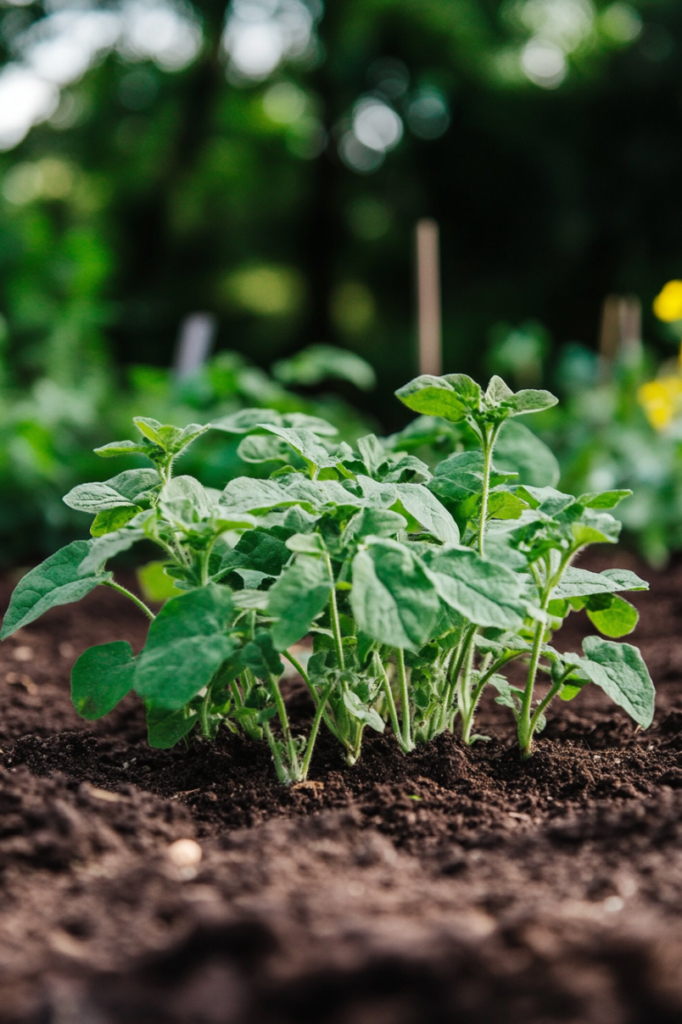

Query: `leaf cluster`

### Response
(1, 374, 655, 780)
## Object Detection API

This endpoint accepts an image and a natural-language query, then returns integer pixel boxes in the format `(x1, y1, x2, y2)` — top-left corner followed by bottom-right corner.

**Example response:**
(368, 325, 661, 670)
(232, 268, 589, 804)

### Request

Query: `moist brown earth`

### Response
(2, 550, 682, 1023)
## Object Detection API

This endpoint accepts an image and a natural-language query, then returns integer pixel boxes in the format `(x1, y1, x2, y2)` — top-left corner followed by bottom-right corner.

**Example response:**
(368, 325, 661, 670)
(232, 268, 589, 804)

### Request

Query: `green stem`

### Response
(199, 688, 211, 737)
(518, 618, 546, 757)
(528, 674, 566, 737)
(263, 721, 287, 783)
(440, 624, 477, 732)
(269, 673, 298, 773)
(300, 682, 334, 780)
(395, 648, 413, 752)
(461, 651, 522, 744)
(324, 554, 345, 671)
(102, 579, 156, 620)
(477, 424, 498, 556)
(283, 651, 318, 706)
(376, 653, 406, 752)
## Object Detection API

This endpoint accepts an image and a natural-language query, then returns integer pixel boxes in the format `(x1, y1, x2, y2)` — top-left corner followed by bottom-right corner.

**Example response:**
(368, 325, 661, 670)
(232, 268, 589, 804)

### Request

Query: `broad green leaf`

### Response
(599, 568, 649, 591)
(91, 506, 141, 537)
(490, 677, 523, 717)
(505, 388, 558, 415)
(485, 375, 515, 405)
(395, 374, 482, 423)
(210, 408, 337, 437)
(137, 561, 180, 602)
(343, 690, 385, 732)
(551, 566, 645, 600)
(487, 490, 528, 520)
(79, 528, 145, 574)
(133, 416, 165, 444)
(71, 641, 135, 720)
(268, 555, 332, 650)
(429, 451, 486, 502)
(146, 706, 197, 748)
(63, 483, 139, 514)
(577, 636, 655, 728)
(570, 509, 621, 547)
(237, 434, 294, 464)
(515, 486, 577, 516)
(241, 629, 285, 680)
(135, 585, 235, 709)
(258, 424, 342, 474)
(357, 434, 388, 476)
(423, 547, 526, 629)
(285, 532, 327, 554)
(272, 344, 376, 390)
(393, 483, 459, 543)
(159, 476, 212, 525)
(220, 476, 319, 515)
(586, 595, 639, 638)
(94, 439, 152, 458)
(493, 420, 560, 488)
(221, 529, 291, 577)
(1, 541, 111, 639)
(578, 490, 632, 510)
(350, 539, 440, 650)
(346, 507, 408, 542)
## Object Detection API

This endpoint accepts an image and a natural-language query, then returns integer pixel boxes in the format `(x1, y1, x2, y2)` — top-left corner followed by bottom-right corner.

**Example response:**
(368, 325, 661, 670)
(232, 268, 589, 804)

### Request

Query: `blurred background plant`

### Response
(5, 0, 682, 563)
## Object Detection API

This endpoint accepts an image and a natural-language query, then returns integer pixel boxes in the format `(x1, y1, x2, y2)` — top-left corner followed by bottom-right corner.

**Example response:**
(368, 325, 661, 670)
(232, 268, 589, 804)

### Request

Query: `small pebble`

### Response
(168, 838, 202, 869)
(13, 646, 33, 662)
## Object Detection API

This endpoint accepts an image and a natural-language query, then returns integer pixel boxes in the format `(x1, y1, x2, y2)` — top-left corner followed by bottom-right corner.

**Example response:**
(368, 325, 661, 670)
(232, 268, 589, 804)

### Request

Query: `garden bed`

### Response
(2, 549, 682, 1024)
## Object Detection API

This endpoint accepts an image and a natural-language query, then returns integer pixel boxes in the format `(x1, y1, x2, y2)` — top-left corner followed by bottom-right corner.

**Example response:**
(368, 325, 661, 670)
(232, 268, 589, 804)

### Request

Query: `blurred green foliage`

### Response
(4, 0, 682, 561)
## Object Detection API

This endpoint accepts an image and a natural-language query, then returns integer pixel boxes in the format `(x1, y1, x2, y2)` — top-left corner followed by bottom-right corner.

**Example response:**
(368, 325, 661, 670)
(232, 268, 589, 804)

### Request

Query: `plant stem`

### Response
(324, 554, 345, 671)
(528, 672, 569, 737)
(395, 648, 413, 752)
(518, 618, 545, 757)
(283, 651, 317, 706)
(376, 653, 407, 752)
(461, 652, 522, 744)
(200, 689, 211, 737)
(477, 424, 497, 556)
(300, 682, 334, 780)
(102, 579, 156, 620)
(263, 722, 287, 783)
(269, 673, 299, 776)
(440, 624, 477, 732)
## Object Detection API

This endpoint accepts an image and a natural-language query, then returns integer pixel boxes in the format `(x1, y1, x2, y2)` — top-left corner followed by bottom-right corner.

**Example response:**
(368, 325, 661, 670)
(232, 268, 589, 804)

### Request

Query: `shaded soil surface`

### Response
(3, 551, 682, 1022)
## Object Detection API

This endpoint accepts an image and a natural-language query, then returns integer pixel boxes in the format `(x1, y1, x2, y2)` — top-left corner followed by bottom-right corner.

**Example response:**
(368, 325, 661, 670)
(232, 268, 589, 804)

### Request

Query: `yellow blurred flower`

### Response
(638, 376, 682, 430)
(653, 280, 682, 323)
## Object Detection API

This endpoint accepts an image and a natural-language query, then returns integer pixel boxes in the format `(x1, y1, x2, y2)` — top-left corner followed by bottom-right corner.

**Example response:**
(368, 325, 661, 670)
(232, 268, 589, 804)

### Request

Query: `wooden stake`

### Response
(416, 218, 442, 376)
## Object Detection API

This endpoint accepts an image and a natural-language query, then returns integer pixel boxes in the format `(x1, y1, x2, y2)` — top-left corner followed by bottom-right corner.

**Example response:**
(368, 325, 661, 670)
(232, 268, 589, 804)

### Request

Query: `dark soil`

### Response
(3, 550, 682, 1023)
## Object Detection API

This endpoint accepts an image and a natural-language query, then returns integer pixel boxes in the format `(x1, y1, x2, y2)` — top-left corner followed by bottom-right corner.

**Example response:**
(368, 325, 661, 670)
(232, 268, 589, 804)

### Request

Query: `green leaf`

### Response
(63, 482, 140, 514)
(423, 547, 527, 630)
(91, 506, 141, 537)
(94, 439, 152, 458)
(346, 507, 408, 542)
(493, 420, 560, 488)
(578, 490, 632, 510)
(551, 567, 642, 600)
(220, 529, 291, 578)
(393, 483, 460, 543)
(71, 641, 135, 720)
(241, 629, 285, 680)
(268, 555, 332, 650)
(237, 434, 294, 464)
(504, 388, 558, 416)
(343, 690, 385, 732)
(577, 636, 655, 728)
(1, 541, 111, 639)
(350, 539, 440, 650)
(258, 424, 342, 475)
(272, 344, 376, 390)
(220, 476, 319, 515)
(395, 374, 482, 423)
(490, 677, 524, 718)
(210, 408, 337, 437)
(357, 434, 388, 476)
(137, 561, 180, 602)
(135, 585, 235, 709)
(485, 375, 515, 405)
(570, 509, 622, 547)
(159, 476, 213, 525)
(79, 528, 145, 575)
(515, 486, 577, 516)
(146, 706, 197, 748)
(487, 490, 528, 520)
(586, 595, 639, 638)
(285, 532, 327, 554)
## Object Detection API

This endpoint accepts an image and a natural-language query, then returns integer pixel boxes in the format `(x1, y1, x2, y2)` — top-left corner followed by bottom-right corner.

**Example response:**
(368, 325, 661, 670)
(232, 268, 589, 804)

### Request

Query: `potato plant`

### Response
(1, 375, 655, 781)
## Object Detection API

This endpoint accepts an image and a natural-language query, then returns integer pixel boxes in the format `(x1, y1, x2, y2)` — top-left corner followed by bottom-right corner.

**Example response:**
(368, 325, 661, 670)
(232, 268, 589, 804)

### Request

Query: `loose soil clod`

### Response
(2, 552, 682, 1023)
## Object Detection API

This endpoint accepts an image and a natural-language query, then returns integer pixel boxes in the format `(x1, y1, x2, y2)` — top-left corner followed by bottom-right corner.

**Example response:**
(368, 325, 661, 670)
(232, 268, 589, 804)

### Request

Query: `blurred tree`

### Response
(2, 0, 682, 428)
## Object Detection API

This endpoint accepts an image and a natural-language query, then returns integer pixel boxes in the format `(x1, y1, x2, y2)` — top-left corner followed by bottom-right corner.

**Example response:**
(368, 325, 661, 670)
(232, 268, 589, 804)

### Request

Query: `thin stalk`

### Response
(395, 648, 413, 751)
(269, 673, 299, 775)
(376, 654, 403, 748)
(102, 580, 156, 621)
(440, 624, 477, 732)
(324, 554, 345, 671)
(518, 618, 546, 757)
(461, 651, 523, 744)
(199, 689, 211, 737)
(283, 651, 318, 707)
(263, 721, 287, 783)
(300, 682, 334, 780)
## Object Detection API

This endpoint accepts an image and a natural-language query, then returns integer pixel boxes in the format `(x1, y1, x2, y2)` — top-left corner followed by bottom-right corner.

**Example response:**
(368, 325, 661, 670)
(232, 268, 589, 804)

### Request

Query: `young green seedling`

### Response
(0, 376, 656, 779)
